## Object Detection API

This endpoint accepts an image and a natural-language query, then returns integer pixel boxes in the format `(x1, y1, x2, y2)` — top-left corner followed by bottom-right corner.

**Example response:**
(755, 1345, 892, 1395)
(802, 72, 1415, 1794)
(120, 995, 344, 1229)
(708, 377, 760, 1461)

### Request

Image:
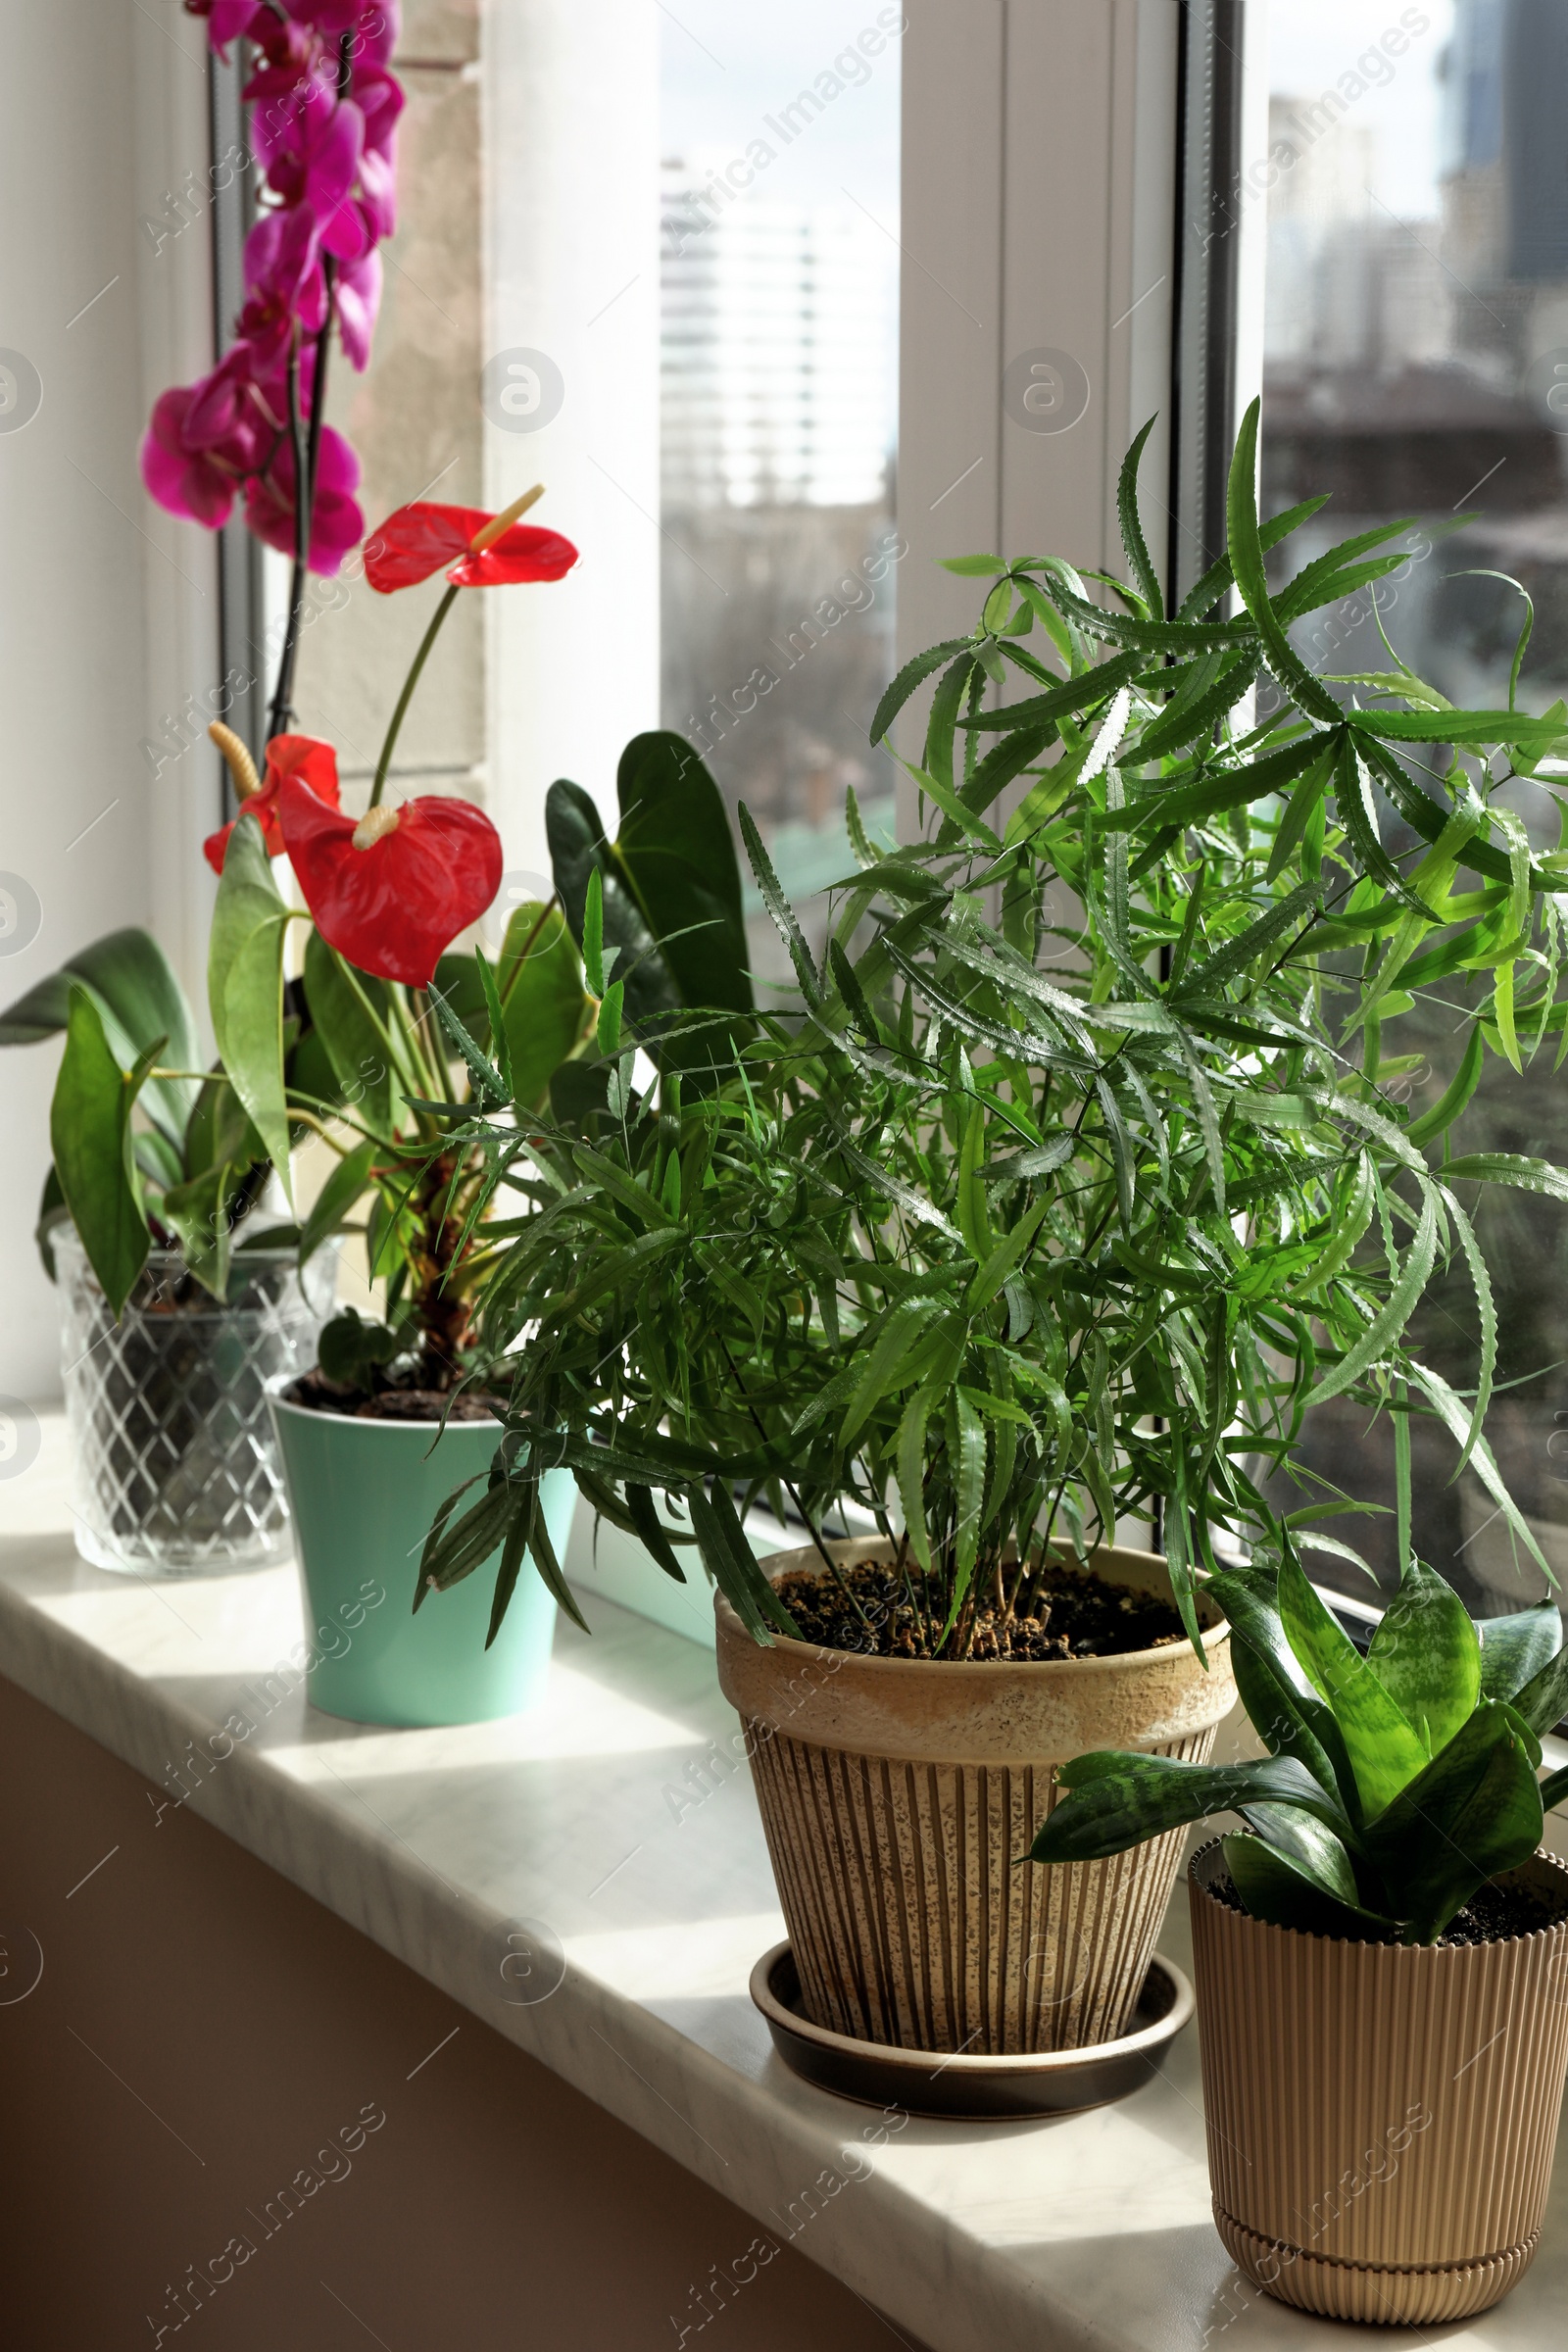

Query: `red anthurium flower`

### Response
(364, 499, 578, 593)
(204, 733, 340, 875)
(277, 776, 502, 989)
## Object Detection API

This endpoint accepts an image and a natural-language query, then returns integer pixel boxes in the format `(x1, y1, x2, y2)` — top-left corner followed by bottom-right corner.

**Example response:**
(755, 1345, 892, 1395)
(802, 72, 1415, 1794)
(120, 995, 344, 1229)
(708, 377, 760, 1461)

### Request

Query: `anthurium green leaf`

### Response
(318, 1304, 410, 1388)
(299, 1140, 377, 1264)
(1361, 1702, 1545, 1941)
(1277, 1551, 1430, 1816)
(157, 1162, 241, 1298)
(614, 731, 753, 1016)
(180, 1070, 262, 1182)
(1365, 1557, 1481, 1756)
(1, 924, 199, 1149)
(549, 777, 678, 1032)
(49, 987, 152, 1315)
(209, 815, 293, 1200)
(302, 928, 395, 1139)
(1029, 1752, 1349, 1865)
(35, 1164, 69, 1281)
(1222, 1830, 1396, 1938)
(495, 901, 590, 1110)
(1477, 1601, 1562, 1706)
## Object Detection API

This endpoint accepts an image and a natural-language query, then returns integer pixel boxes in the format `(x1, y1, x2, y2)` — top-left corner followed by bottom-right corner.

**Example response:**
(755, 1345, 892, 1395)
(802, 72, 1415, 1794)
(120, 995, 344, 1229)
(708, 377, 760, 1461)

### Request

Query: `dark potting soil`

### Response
(1204, 1869, 1568, 1946)
(774, 1557, 1186, 1662)
(282, 1369, 503, 1424)
(1438, 1880, 1568, 1946)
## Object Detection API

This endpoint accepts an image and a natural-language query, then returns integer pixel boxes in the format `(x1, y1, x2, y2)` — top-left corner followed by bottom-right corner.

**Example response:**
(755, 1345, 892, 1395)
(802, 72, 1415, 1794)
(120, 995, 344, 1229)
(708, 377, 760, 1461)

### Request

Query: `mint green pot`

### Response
(268, 1386, 574, 1727)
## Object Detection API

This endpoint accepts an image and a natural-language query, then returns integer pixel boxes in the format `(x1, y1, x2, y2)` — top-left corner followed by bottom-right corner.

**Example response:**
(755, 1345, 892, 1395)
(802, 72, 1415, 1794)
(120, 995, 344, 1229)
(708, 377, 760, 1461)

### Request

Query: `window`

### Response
(1261, 0, 1568, 1614)
(658, 1, 904, 977)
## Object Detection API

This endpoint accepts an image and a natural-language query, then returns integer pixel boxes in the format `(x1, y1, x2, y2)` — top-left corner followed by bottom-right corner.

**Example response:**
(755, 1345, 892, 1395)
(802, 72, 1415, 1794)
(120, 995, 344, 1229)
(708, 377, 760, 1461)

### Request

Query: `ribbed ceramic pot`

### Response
(715, 1537, 1234, 2055)
(1189, 1838, 1568, 2325)
(269, 1384, 575, 1728)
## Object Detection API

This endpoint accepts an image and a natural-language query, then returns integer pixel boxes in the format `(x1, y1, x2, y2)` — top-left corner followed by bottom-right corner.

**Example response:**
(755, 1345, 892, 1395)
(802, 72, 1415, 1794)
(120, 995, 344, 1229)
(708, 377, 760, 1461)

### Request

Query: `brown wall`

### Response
(0, 1672, 923, 2351)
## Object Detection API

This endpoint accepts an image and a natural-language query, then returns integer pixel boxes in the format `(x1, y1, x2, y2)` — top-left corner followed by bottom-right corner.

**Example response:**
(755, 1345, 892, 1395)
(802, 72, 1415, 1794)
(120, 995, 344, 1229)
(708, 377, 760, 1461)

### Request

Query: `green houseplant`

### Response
(248, 677, 756, 1727)
(414, 399, 1568, 2049)
(1031, 1545, 1568, 2320)
(0, 921, 340, 1575)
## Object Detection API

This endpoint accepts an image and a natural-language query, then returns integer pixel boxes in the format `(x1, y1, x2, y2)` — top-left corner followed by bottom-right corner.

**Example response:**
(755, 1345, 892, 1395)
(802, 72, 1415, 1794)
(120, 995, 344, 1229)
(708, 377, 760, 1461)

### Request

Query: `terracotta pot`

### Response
(1189, 1838, 1568, 2325)
(715, 1537, 1234, 2054)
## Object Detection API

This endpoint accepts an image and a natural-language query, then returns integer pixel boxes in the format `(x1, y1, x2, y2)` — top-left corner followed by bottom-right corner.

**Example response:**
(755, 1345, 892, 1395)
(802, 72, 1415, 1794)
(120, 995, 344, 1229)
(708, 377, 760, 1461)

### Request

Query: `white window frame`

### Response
(894, 0, 1266, 695)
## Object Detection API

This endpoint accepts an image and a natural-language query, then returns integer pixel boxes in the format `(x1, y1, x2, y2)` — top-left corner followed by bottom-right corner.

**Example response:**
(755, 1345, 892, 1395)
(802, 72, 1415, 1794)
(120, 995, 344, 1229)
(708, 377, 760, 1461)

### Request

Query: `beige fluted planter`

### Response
(1189, 1838, 1568, 2325)
(715, 1538, 1234, 2055)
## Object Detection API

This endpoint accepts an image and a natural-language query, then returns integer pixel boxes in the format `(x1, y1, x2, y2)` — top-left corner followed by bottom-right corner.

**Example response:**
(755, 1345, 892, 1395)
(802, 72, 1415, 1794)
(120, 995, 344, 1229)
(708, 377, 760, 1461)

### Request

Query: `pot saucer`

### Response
(750, 1941, 1194, 2120)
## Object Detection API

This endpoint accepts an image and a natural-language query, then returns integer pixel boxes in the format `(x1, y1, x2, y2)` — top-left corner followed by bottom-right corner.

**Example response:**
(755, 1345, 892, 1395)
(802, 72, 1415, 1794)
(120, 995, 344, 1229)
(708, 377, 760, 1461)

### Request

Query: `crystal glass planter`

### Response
(56, 1228, 333, 1575)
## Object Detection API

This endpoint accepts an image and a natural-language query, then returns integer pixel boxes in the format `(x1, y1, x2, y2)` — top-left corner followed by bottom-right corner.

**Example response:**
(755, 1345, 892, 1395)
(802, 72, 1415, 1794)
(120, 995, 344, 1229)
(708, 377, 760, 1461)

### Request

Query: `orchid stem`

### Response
(266, 343, 309, 741)
(368, 582, 461, 808)
(265, 259, 337, 743)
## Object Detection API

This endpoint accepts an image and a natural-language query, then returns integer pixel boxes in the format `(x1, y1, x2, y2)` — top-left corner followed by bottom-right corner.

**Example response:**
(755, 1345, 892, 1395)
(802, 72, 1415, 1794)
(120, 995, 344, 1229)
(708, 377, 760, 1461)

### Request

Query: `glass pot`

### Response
(56, 1227, 333, 1575)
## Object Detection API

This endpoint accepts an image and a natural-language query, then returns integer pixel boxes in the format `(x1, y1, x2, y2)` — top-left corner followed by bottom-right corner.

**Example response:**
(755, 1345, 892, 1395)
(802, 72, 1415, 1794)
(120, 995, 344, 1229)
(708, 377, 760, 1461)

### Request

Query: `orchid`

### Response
(242, 416, 364, 574)
(147, 2, 404, 731)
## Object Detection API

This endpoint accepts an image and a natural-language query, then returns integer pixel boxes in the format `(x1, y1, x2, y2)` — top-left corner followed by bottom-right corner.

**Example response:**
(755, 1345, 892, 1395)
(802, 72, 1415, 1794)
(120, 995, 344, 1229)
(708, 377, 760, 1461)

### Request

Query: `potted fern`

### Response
(424, 398, 1568, 2056)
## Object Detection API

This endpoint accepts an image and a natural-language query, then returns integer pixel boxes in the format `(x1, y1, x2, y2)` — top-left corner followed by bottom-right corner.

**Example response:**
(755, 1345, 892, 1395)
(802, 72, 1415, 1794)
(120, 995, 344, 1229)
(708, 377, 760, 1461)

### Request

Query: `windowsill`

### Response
(3, 1408, 1566, 2352)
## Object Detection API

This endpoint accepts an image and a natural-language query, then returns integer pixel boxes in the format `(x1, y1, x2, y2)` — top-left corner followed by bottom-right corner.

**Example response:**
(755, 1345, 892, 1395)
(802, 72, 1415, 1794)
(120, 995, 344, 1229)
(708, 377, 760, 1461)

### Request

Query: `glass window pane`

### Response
(1263, 0, 1568, 1614)
(659, 3, 903, 979)
(290, 22, 485, 809)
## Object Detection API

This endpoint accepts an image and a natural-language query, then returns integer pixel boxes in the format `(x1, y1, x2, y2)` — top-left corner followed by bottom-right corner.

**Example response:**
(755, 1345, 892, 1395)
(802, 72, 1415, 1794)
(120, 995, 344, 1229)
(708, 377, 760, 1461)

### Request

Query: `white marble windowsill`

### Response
(2, 1409, 1567, 2352)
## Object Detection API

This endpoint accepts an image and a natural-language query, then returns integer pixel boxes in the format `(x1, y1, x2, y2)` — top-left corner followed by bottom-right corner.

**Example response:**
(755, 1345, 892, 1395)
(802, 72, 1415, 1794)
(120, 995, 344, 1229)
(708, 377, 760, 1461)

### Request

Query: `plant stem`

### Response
(266, 257, 337, 741)
(716, 1336, 870, 1627)
(368, 583, 461, 808)
(265, 343, 308, 739)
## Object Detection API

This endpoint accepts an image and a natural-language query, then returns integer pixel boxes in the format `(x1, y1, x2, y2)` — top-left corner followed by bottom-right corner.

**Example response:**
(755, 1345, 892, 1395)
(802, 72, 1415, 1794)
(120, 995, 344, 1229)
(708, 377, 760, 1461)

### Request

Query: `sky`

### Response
(660, 0, 902, 220)
(1267, 0, 1456, 218)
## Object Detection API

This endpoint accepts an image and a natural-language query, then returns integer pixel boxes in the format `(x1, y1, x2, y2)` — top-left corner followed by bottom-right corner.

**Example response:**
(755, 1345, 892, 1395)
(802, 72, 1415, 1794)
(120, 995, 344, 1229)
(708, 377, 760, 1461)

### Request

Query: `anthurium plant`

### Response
(417, 399, 1568, 1654)
(2, 484, 751, 1414)
(1029, 1542, 1568, 1944)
